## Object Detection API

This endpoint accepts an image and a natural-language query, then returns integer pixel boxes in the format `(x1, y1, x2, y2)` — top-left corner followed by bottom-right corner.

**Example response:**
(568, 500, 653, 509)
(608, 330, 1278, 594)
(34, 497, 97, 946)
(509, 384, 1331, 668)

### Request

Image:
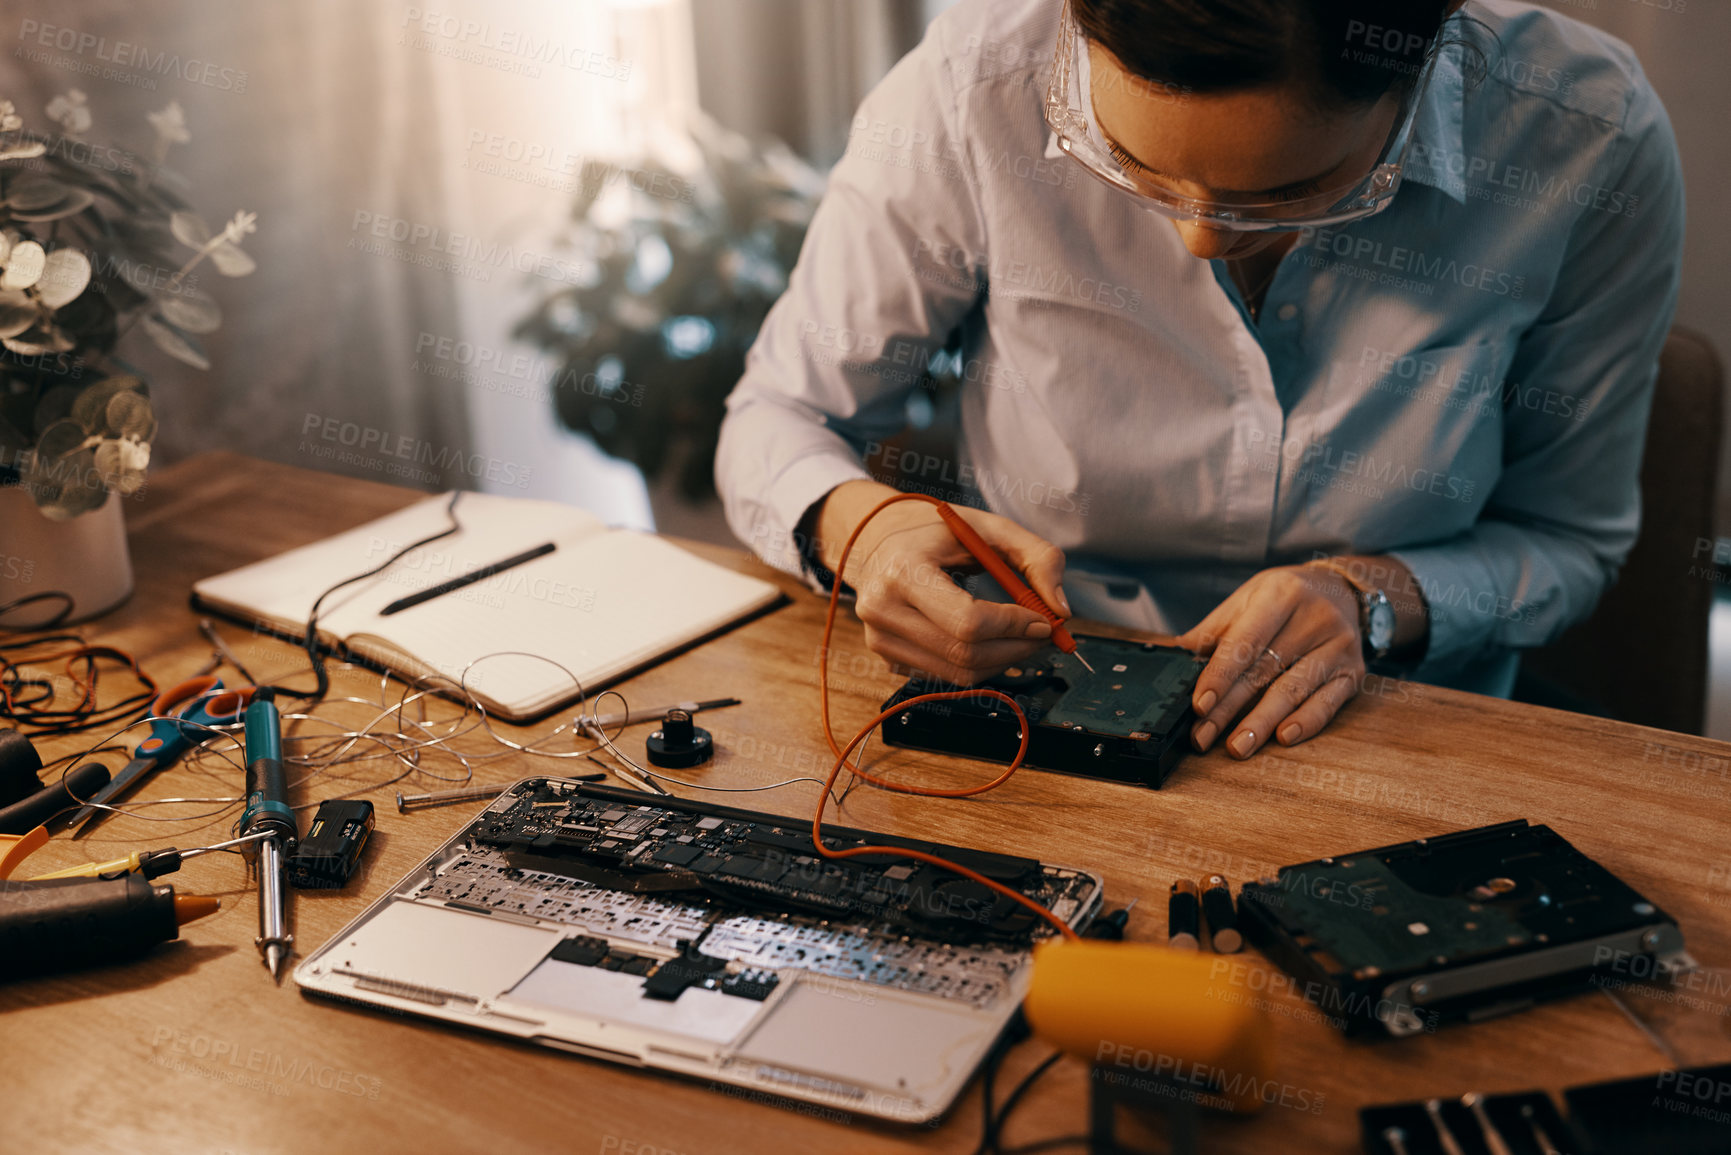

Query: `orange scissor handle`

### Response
(154, 675, 222, 718)
(133, 677, 254, 759)
(202, 685, 257, 723)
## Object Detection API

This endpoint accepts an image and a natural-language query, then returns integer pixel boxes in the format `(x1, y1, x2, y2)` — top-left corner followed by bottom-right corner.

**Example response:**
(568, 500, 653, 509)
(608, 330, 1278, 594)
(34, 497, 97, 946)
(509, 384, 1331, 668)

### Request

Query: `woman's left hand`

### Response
(1172, 565, 1365, 758)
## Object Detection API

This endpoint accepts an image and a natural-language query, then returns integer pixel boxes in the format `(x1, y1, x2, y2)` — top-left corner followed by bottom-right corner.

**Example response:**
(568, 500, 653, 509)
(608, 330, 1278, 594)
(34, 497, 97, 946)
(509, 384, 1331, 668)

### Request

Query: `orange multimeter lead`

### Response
(813, 491, 1080, 942)
(929, 503, 1094, 673)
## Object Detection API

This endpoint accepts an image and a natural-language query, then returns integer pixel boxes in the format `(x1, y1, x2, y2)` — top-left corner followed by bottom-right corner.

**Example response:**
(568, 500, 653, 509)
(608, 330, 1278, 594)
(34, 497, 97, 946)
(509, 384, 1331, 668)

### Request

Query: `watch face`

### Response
(1366, 593, 1396, 653)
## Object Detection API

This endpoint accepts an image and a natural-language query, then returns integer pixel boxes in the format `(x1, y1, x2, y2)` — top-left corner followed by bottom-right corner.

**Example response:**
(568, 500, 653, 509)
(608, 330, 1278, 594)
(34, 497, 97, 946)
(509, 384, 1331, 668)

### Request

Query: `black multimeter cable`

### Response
(972, 906, 1134, 1155)
(266, 492, 463, 703)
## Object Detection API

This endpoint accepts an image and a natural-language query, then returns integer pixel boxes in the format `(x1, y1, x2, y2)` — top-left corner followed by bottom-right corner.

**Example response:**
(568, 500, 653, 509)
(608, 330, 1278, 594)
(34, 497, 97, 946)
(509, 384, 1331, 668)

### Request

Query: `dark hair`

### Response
(1074, 0, 1459, 107)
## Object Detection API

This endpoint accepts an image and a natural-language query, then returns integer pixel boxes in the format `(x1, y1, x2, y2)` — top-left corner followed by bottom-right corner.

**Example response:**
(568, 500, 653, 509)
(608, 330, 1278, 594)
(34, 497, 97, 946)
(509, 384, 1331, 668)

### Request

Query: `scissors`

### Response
(66, 674, 256, 838)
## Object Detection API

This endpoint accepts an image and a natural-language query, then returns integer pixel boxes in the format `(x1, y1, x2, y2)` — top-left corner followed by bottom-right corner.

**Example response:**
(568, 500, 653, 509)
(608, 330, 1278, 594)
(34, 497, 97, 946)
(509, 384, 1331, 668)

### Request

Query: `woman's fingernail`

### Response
(1229, 729, 1256, 758)
(1056, 589, 1072, 616)
(1196, 689, 1217, 715)
(1279, 721, 1303, 745)
(1193, 720, 1218, 750)
(1026, 620, 1052, 638)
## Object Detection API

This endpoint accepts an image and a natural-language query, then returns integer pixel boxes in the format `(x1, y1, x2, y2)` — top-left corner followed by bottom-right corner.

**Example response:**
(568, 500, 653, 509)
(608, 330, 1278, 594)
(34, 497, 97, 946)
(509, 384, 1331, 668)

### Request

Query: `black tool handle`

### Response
(242, 757, 293, 837)
(0, 762, 112, 836)
(0, 728, 45, 808)
(0, 874, 176, 980)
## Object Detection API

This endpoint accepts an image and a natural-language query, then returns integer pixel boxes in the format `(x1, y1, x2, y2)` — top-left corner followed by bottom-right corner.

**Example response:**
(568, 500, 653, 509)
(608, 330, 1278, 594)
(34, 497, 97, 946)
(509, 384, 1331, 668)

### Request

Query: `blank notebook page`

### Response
(194, 493, 606, 634)
(194, 492, 780, 715)
(361, 531, 778, 712)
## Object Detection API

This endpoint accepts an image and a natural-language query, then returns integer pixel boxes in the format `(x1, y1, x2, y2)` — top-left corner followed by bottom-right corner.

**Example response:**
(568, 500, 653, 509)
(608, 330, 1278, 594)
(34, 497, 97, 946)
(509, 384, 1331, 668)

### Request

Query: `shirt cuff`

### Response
(766, 452, 874, 594)
(1384, 540, 1503, 682)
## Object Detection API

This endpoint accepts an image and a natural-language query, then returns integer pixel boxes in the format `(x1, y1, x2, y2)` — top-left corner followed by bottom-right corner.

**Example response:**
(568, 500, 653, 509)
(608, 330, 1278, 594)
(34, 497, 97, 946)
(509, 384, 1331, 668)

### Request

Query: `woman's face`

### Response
(1088, 44, 1402, 261)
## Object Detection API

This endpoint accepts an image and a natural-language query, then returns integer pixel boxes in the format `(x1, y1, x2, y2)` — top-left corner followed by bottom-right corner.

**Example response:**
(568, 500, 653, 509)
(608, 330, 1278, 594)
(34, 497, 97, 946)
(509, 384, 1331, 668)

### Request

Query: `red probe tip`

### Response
(1051, 626, 1095, 673)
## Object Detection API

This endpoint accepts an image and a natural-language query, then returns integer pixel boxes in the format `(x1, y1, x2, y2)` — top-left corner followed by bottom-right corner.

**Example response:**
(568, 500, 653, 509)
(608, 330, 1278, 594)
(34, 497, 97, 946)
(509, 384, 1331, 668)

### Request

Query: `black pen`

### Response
(379, 542, 556, 616)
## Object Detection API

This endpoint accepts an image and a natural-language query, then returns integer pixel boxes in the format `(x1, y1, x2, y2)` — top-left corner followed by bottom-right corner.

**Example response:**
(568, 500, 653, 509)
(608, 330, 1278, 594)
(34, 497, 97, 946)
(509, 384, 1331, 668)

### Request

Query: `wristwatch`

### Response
(1309, 560, 1396, 662)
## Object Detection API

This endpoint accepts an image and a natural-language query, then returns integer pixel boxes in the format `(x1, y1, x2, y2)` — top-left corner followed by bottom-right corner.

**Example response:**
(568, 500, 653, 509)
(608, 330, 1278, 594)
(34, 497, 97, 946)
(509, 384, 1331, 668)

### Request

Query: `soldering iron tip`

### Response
(266, 944, 283, 982)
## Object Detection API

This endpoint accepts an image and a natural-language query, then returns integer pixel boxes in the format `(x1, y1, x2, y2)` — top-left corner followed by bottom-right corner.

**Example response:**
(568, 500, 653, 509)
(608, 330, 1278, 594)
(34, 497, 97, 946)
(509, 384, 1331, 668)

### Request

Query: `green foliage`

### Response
(0, 95, 255, 518)
(513, 117, 825, 500)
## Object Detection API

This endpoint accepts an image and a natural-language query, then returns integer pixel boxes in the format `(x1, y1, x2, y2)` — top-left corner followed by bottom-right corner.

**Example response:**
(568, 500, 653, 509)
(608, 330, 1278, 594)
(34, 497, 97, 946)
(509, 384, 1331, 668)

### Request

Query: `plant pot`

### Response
(0, 485, 134, 627)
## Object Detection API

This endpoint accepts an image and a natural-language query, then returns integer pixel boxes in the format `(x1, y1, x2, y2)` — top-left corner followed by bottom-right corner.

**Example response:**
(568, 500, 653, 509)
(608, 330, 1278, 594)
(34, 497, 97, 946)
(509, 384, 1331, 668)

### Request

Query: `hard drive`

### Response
(1238, 820, 1690, 1036)
(878, 635, 1204, 788)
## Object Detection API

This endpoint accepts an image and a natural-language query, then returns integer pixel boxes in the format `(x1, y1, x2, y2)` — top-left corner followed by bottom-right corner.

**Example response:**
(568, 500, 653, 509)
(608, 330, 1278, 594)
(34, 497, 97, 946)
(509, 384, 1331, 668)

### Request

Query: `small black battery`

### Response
(287, 800, 374, 889)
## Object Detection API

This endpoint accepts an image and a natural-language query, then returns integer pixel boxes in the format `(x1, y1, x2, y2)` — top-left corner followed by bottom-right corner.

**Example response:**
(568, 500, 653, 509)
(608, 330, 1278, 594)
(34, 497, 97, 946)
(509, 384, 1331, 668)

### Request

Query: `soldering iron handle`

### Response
(240, 690, 296, 846)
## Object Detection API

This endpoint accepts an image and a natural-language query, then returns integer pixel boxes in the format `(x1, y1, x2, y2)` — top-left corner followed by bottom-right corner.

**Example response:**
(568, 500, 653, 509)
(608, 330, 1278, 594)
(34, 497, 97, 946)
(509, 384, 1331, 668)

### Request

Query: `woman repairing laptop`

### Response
(715, 0, 1683, 758)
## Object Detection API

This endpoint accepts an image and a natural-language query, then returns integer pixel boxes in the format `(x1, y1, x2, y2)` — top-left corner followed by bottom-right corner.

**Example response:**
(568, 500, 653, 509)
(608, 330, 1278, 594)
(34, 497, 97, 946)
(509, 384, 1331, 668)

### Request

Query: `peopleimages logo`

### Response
(349, 211, 584, 285)
(847, 116, 1077, 190)
(861, 440, 1089, 516)
(299, 413, 533, 489)
(16, 20, 249, 92)
(1303, 228, 1526, 298)
(400, 9, 631, 80)
(1243, 428, 1477, 503)
(1356, 345, 1593, 423)
(13, 131, 133, 175)
(911, 239, 1143, 313)
(1404, 143, 1641, 218)
(412, 330, 646, 408)
(462, 131, 693, 203)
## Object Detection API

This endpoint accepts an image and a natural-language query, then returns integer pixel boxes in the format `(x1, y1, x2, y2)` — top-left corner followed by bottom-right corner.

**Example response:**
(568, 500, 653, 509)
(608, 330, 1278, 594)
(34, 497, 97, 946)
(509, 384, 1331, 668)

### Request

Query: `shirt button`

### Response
(1276, 303, 1299, 321)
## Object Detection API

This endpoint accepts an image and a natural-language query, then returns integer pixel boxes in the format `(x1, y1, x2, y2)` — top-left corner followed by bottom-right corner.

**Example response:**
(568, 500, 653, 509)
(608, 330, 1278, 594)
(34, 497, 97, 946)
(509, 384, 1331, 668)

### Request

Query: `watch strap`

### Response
(1305, 558, 1390, 659)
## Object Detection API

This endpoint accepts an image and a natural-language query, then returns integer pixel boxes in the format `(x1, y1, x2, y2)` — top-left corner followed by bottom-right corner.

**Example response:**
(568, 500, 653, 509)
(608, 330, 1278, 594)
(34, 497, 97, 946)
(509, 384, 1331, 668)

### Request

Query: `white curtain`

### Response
(4, 0, 464, 484)
(1, 0, 690, 524)
(690, 0, 924, 166)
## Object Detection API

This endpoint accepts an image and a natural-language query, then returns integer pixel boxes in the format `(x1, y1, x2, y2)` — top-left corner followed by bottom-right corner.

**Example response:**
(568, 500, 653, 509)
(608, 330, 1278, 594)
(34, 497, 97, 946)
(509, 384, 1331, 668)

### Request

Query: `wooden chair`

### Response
(1516, 326, 1725, 734)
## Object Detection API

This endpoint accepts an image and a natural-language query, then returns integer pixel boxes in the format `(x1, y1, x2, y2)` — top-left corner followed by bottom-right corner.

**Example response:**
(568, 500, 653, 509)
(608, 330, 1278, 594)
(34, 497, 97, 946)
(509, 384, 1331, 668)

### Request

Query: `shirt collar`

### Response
(1402, 36, 1468, 204)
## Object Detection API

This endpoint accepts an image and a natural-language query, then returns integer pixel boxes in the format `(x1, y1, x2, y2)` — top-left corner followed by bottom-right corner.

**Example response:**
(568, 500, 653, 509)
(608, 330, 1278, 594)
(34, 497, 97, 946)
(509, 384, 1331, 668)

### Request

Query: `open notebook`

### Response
(192, 493, 783, 722)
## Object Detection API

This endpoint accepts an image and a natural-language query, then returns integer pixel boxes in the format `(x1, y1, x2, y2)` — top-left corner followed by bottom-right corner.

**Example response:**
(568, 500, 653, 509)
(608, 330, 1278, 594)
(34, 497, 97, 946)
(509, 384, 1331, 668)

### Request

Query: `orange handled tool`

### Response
(931, 504, 1094, 673)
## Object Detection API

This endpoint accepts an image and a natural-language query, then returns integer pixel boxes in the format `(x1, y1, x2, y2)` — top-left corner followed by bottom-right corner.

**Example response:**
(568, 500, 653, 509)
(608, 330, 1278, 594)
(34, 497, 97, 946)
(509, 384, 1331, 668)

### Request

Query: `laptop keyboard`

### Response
(409, 779, 1100, 1008)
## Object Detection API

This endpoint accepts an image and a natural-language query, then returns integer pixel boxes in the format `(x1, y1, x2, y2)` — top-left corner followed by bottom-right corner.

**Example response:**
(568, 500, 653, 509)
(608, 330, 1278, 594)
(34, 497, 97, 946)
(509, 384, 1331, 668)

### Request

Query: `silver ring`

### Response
(1263, 646, 1287, 671)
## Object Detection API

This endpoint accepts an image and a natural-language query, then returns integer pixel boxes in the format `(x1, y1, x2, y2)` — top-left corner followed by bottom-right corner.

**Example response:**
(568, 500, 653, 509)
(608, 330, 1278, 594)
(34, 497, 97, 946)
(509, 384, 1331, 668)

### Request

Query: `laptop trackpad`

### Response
(734, 978, 999, 1100)
(332, 901, 562, 999)
(507, 959, 763, 1045)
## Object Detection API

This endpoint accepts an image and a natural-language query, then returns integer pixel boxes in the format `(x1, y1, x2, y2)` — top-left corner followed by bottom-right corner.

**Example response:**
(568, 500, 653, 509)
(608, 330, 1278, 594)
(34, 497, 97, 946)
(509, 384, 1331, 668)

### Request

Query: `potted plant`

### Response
(0, 92, 256, 627)
(513, 115, 826, 502)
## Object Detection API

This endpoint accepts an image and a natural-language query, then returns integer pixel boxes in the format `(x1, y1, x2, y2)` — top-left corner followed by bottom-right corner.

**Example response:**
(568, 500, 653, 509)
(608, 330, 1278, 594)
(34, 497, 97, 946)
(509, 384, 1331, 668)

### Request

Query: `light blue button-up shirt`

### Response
(714, 0, 1685, 695)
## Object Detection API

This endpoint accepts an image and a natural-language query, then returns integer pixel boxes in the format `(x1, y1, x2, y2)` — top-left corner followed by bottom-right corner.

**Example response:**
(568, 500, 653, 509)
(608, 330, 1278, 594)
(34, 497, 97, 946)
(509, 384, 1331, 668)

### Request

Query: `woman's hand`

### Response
(1173, 564, 1368, 758)
(810, 479, 1071, 685)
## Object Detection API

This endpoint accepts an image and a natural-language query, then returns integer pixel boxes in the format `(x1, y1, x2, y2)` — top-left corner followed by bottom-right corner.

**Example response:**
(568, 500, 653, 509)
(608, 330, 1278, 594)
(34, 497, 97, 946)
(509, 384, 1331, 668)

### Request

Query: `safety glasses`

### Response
(1043, 0, 1444, 231)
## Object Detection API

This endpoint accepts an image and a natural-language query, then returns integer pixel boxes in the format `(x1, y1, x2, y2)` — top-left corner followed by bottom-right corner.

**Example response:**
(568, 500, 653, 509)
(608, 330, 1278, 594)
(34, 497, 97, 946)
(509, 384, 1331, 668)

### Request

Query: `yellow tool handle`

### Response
(28, 852, 146, 880)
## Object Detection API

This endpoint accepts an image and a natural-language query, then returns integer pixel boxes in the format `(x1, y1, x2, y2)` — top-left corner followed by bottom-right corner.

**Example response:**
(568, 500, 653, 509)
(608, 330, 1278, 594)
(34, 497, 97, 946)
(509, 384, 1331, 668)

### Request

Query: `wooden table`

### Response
(7, 451, 1731, 1155)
